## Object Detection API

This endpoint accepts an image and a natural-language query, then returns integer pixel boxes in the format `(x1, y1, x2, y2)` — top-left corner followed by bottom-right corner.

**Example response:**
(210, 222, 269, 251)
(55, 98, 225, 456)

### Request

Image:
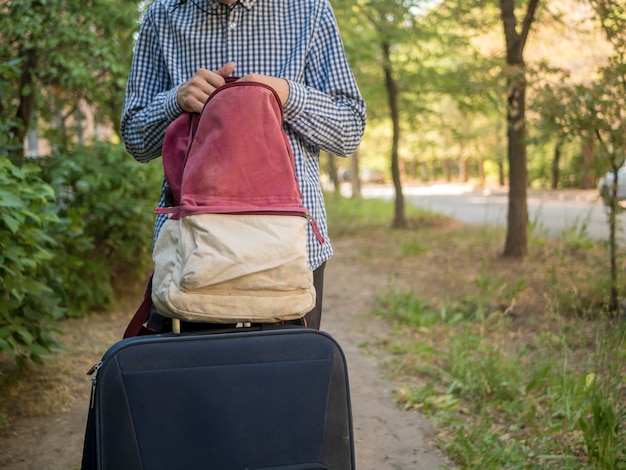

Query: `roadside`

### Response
(355, 180, 601, 204)
(322, 239, 452, 469)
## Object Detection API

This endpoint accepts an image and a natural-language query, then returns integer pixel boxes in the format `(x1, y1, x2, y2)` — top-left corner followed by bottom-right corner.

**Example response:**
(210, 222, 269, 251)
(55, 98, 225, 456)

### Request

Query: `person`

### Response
(121, 0, 366, 331)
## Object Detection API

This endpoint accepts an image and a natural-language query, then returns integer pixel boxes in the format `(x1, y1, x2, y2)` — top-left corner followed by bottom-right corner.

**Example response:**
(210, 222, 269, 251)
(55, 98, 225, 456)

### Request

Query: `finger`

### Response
(237, 74, 290, 105)
(177, 78, 211, 113)
(194, 69, 224, 92)
(178, 64, 236, 113)
(216, 62, 236, 79)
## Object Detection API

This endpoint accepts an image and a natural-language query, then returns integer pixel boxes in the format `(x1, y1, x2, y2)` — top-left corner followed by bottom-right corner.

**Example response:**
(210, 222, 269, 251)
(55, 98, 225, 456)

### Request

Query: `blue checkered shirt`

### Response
(121, 0, 366, 269)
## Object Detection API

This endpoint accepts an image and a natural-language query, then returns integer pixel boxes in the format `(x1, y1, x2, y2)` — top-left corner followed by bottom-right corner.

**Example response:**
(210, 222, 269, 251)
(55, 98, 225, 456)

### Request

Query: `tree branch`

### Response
(520, 0, 539, 51)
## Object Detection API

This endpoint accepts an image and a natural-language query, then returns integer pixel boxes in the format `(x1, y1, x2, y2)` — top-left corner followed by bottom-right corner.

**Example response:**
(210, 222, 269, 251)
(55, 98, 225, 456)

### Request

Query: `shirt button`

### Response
(229, 21, 236, 29)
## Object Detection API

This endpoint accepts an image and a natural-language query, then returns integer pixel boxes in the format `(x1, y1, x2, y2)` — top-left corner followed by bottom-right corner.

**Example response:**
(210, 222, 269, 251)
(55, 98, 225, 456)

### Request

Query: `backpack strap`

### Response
(123, 273, 156, 338)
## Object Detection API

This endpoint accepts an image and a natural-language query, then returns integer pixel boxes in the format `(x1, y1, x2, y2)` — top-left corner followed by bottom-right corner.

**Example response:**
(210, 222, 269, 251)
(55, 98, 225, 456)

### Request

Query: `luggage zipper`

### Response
(87, 361, 103, 408)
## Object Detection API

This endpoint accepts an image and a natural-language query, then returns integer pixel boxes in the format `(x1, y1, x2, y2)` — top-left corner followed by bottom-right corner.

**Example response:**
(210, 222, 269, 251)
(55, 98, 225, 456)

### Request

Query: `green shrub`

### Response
(38, 142, 163, 315)
(0, 156, 64, 365)
(0, 142, 162, 367)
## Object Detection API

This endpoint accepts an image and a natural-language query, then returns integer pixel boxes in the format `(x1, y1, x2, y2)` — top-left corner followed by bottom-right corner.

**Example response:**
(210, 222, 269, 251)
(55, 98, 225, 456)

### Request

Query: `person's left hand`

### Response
(237, 74, 290, 105)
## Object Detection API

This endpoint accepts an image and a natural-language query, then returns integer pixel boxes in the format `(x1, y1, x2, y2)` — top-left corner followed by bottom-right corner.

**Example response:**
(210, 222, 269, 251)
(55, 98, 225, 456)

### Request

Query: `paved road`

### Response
(357, 183, 626, 243)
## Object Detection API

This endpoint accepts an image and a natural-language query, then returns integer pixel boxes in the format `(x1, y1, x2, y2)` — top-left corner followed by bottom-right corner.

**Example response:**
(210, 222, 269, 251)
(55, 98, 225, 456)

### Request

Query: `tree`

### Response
(578, 63, 626, 314)
(333, 0, 414, 227)
(444, 0, 538, 256)
(334, 0, 470, 228)
(349, 150, 362, 198)
(381, 36, 406, 228)
(0, 0, 142, 160)
(583, 0, 625, 314)
(500, 0, 540, 258)
(536, 0, 625, 314)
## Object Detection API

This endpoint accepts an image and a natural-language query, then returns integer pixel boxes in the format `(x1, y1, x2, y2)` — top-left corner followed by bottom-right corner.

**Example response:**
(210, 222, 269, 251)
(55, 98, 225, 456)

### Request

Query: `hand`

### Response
(177, 62, 235, 113)
(237, 74, 290, 105)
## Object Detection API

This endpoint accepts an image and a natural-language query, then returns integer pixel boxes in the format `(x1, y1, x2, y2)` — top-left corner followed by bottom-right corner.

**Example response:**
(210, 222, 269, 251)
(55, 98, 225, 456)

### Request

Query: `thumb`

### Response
(217, 62, 235, 79)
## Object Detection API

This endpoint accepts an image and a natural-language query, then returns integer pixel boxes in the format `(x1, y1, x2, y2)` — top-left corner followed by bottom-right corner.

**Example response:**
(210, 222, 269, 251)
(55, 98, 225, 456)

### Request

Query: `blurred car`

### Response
(598, 166, 626, 205)
(336, 167, 387, 184)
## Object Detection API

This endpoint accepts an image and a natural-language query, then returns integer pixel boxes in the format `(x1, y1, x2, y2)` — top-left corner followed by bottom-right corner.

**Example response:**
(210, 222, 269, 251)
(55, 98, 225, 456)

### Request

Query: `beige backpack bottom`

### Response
(151, 213, 315, 324)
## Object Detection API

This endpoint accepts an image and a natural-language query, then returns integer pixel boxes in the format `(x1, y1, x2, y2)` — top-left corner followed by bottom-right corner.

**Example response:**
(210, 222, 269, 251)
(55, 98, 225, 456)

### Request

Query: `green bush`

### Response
(38, 142, 163, 316)
(0, 156, 64, 365)
(0, 142, 162, 367)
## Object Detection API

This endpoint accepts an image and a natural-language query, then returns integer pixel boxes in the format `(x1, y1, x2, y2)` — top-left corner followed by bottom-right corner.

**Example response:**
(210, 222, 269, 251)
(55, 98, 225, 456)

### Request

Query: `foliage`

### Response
(0, 0, 143, 156)
(37, 142, 163, 316)
(532, 0, 626, 313)
(399, 319, 626, 469)
(578, 364, 626, 470)
(331, 0, 625, 198)
(0, 155, 63, 366)
(0, 139, 161, 368)
(0, 59, 21, 157)
(329, 194, 626, 469)
(332, 0, 489, 227)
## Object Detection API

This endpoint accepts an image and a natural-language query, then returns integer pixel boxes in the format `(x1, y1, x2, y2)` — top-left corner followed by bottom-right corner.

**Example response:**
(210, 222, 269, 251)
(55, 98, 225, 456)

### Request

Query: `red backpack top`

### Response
(161, 80, 310, 218)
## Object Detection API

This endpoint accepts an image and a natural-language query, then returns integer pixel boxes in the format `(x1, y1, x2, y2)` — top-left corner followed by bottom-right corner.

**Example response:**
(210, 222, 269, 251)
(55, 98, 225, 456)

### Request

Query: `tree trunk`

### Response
(420, 161, 429, 181)
(8, 44, 38, 162)
(325, 151, 341, 196)
(443, 159, 452, 182)
(461, 157, 470, 183)
(551, 138, 562, 190)
(580, 136, 596, 189)
(350, 149, 362, 199)
(382, 40, 405, 229)
(504, 80, 529, 258)
(478, 156, 485, 186)
(500, 0, 539, 258)
(608, 163, 620, 313)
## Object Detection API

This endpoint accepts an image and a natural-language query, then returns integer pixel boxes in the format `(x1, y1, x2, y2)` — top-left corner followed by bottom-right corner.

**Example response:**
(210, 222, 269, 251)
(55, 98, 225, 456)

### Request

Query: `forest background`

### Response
(0, 1, 625, 468)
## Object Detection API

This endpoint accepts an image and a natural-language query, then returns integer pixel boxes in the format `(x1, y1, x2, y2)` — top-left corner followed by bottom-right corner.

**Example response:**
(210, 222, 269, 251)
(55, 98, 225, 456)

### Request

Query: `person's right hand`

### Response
(177, 62, 235, 113)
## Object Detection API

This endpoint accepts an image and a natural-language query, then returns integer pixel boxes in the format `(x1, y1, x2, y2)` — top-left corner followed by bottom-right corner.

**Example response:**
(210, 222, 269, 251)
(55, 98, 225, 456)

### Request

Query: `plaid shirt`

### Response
(121, 0, 366, 269)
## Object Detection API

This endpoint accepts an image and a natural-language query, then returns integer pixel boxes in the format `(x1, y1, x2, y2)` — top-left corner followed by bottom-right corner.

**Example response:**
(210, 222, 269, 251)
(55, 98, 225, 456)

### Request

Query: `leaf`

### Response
(1, 214, 22, 234)
(0, 189, 23, 208)
(15, 327, 34, 345)
(0, 326, 11, 339)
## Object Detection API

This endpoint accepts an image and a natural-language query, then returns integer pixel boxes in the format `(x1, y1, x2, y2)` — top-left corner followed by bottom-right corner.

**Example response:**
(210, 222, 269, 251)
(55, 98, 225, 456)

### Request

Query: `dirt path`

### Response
(0, 238, 451, 470)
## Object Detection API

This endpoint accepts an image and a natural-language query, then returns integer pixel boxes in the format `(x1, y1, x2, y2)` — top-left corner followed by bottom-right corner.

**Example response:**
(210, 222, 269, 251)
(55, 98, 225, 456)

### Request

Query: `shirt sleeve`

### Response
(120, 7, 184, 163)
(282, 1, 366, 158)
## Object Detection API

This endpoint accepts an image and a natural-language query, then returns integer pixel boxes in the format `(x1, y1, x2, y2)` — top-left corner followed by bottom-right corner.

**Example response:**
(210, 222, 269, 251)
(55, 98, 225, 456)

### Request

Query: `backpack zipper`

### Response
(155, 208, 325, 244)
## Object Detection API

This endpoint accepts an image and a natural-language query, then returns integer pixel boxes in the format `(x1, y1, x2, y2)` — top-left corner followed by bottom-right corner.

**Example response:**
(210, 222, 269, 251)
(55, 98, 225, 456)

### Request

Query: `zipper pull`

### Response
(306, 213, 325, 244)
(87, 361, 103, 409)
(86, 361, 102, 376)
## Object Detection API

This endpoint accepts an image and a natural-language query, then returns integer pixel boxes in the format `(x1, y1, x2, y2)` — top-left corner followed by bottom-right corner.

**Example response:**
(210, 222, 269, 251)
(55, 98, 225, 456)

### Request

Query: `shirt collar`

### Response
(213, 0, 256, 9)
(238, 0, 256, 9)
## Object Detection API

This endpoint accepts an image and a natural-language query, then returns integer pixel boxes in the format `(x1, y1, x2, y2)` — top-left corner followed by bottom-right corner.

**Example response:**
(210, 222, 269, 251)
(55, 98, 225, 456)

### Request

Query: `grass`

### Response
(326, 193, 626, 470)
(0, 191, 623, 468)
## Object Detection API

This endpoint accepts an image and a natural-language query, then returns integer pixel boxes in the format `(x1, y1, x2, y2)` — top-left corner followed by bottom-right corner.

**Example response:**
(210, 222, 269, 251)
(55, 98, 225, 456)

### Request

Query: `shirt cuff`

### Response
(283, 80, 307, 122)
(163, 86, 184, 120)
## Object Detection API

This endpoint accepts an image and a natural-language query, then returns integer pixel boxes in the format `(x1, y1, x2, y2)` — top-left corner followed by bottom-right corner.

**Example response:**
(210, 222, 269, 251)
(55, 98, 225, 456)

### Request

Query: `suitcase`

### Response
(81, 326, 354, 470)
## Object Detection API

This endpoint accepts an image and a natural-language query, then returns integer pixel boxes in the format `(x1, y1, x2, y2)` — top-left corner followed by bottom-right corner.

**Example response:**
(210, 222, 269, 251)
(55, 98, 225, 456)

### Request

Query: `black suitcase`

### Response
(81, 326, 354, 470)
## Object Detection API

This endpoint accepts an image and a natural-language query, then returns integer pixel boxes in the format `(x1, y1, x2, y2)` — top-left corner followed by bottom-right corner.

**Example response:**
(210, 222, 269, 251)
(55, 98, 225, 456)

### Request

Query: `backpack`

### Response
(150, 81, 321, 324)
